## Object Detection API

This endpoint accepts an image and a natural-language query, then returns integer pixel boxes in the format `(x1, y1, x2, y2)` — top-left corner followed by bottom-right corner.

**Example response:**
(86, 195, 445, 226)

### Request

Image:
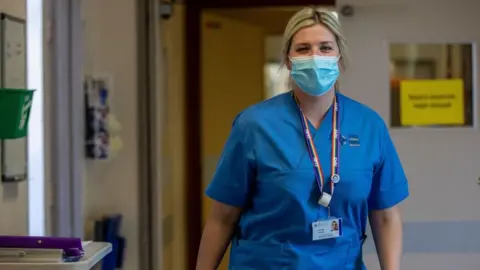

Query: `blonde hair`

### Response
(281, 7, 348, 70)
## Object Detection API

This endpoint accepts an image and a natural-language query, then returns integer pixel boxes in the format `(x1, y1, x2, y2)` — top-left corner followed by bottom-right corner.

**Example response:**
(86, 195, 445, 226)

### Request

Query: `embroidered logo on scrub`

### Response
(329, 132, 360, 147)
(347, 135, 360, 147)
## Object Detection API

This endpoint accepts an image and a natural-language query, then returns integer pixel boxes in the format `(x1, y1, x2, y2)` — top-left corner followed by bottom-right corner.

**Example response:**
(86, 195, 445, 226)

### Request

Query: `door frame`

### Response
(183, 0, 335, 268)
(47, 0, 85, 238)
(137, 0, 163, 269)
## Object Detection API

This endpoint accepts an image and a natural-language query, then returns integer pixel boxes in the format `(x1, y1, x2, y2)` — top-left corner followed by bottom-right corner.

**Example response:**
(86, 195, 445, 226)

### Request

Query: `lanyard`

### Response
(293, 93, 341, 208)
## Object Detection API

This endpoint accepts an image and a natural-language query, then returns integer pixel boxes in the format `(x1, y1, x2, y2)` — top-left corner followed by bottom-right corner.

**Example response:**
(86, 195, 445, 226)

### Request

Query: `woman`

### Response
(196, 7, 408, 270)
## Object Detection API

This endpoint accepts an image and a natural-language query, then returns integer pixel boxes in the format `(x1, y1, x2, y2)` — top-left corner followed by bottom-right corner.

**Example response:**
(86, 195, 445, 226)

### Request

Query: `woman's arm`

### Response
(196, 201, 242, 270)
(369, 205, 403, 270)
(367, 120, 409, 269)
(197, 114, 255, 269)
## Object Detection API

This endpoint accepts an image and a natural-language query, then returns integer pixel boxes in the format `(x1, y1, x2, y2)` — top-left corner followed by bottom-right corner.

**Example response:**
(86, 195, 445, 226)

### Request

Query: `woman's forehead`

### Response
(291, 24, 336, 45)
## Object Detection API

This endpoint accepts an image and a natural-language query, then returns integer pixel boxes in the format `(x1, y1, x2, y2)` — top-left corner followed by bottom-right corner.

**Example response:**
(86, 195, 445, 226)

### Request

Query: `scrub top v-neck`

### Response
(206, 92, 409, 270)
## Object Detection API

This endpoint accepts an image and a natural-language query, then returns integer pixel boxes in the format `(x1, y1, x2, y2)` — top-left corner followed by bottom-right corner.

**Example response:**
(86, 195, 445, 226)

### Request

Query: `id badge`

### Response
(312, 218, 342, 241)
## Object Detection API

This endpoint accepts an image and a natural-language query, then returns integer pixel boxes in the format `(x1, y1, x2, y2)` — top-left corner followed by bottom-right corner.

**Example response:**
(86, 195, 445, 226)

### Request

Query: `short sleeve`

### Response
(205, 116, 255, 208)
(368, 123, 409, 211)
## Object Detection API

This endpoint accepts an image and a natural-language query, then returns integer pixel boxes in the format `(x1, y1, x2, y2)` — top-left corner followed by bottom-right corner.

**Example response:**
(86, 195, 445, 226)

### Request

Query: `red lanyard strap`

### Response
(293, 93, 340, 206)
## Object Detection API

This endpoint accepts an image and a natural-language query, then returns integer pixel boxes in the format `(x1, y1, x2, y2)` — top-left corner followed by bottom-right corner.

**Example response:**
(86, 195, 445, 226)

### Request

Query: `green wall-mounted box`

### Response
(0, 88, 35, 139)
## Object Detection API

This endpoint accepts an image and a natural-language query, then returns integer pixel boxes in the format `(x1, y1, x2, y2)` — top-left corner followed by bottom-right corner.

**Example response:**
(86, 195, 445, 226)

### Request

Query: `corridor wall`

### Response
(82, 0, 140, 269)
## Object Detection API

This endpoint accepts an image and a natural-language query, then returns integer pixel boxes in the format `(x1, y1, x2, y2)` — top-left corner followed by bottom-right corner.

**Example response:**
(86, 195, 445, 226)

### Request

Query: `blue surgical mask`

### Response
(290, 55, 340, 96)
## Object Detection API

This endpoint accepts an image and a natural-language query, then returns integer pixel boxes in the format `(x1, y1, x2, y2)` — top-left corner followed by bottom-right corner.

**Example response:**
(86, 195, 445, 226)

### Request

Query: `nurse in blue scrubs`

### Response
(196, 7, 409, 270)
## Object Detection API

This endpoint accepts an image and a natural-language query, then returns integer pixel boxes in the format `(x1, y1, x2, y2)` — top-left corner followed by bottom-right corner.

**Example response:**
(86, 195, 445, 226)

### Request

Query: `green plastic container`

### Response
(0, 88, 35, 139)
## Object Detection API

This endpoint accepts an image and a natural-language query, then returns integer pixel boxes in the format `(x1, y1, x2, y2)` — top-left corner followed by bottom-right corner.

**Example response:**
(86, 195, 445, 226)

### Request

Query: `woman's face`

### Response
(289, 24, 339, 59)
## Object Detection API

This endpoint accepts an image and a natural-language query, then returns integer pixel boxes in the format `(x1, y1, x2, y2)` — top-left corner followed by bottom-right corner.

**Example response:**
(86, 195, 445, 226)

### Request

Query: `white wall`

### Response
(0, 0, 27, 236)
(337, 0, 480, 269)
(82, 0, 140, 269)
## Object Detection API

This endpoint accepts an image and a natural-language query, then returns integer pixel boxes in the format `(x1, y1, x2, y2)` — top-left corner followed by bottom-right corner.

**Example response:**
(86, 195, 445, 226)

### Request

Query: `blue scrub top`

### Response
(206, 92, 409, 270)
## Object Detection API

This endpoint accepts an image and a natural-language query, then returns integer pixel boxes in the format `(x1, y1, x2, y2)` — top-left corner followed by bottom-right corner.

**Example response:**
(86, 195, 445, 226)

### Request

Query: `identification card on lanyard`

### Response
(312, 217, 343, 241)
(293, 92, 341, 211)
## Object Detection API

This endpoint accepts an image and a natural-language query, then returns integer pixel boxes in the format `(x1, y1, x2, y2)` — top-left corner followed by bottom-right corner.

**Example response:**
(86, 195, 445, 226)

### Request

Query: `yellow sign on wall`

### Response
(400, 79, 465, 126)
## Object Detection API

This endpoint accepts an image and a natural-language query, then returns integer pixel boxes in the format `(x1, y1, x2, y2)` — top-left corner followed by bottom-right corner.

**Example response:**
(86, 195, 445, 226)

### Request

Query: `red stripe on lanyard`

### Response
(293, 93, 340, 204)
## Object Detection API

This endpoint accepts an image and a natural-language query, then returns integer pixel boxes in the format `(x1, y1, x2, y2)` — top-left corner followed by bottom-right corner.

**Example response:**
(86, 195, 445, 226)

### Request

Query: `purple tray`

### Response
(0, 235, 83, 254)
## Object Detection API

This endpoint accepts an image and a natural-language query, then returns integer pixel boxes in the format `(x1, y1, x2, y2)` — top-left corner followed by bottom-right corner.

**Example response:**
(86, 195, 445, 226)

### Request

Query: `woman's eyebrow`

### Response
(294, 41, 335, 47)
(318, 41, 334, 45)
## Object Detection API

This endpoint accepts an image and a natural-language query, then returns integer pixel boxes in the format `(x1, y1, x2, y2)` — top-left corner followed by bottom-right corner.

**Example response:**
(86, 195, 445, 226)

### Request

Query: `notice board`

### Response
(400, 79, 465, 126)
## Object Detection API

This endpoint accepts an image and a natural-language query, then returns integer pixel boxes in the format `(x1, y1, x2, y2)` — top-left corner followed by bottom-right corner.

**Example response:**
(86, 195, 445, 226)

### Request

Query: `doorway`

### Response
(200, 7, 294, 269)
(184, 1, 334, 269)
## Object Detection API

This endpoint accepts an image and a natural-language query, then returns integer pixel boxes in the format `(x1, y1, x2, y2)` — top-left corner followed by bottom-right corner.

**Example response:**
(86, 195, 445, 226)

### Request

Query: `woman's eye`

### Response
(320, 46, 332, 52)
(296, 47, 310, 53)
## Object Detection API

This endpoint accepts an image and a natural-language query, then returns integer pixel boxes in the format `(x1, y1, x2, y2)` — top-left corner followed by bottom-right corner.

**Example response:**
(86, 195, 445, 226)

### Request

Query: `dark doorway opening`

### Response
(183, 0, 335, 268)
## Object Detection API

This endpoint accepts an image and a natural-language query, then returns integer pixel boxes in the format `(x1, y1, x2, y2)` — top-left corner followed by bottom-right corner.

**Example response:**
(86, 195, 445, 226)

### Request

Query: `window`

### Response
(389, 43, 474, 127)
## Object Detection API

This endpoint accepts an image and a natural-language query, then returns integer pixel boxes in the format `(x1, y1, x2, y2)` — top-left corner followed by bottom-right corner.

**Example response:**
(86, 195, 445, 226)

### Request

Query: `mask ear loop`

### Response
(335, 54, 342, 92)
(286, 56, 298, 91)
